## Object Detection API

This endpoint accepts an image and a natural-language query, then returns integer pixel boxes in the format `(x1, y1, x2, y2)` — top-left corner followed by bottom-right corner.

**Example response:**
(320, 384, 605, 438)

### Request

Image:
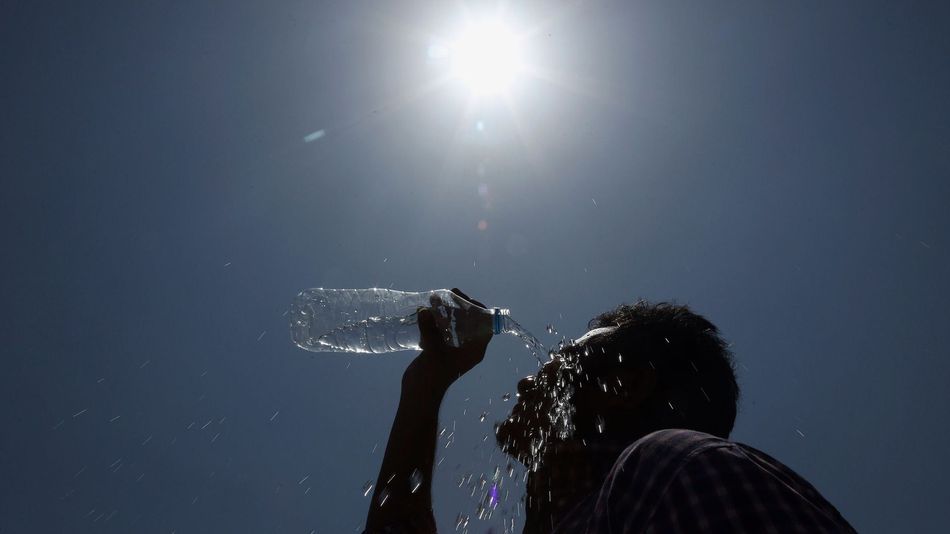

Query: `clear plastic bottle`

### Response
(290, 288, 514, 354)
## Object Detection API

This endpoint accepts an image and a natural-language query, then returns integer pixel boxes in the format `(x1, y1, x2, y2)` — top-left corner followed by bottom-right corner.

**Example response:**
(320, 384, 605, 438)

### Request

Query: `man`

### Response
(364, 290, 856, 533)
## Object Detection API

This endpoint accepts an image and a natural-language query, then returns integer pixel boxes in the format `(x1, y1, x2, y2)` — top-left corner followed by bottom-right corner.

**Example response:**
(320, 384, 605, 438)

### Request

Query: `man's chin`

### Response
(495, 418, 522, 453)
(495, 417, 541, 465)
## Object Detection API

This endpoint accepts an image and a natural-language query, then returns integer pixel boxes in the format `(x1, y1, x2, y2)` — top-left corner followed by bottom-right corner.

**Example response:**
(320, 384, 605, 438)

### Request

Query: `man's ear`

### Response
(663, 386, 692, 419)
(603, 366, 658, 409)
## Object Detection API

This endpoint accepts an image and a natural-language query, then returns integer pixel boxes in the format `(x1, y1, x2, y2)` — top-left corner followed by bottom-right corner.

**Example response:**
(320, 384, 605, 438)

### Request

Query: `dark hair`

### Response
(587, 300, 740, 438)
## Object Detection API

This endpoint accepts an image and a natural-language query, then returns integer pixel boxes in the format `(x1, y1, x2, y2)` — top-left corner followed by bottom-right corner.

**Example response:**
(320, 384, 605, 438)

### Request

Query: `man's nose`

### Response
(517, 376, 536, 396)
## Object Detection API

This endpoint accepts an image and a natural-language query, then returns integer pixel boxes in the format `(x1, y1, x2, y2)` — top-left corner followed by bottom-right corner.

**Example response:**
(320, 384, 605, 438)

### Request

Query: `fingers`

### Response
(450, 288, 488, 309)
(417, 308, 442, 350)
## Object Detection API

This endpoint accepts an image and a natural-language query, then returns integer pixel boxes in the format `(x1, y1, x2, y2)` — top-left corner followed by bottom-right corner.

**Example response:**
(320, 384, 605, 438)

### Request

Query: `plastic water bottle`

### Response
(290, 288, 514, 354)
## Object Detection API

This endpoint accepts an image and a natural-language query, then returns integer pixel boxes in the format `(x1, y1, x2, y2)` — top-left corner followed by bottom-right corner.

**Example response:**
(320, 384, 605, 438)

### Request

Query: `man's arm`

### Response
(363, 353, 448, 532)
(365, 291, 491, 532)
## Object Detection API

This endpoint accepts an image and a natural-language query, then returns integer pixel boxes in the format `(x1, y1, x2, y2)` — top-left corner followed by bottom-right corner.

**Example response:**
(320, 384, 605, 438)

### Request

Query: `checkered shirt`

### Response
(544, 429, 856, 533)
(366, 428, 856, 533)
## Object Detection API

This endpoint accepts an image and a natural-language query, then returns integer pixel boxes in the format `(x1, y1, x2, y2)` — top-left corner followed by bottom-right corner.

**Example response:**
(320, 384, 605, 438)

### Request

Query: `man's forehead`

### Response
(572, 326, 618, 346)
(540, 326, 621, 380)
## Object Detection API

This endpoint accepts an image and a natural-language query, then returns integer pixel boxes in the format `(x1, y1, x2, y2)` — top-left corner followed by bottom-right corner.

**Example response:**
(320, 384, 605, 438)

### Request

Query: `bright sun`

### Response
(450, 20, 524, 95)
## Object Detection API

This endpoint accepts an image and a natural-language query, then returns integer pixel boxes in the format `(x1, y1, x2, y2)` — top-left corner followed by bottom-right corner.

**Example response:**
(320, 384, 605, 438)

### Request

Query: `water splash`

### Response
(502, 315, 547, 365)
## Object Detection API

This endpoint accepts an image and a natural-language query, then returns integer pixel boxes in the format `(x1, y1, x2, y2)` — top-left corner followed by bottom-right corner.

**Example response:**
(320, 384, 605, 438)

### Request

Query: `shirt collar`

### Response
(524, 439, 628, 533)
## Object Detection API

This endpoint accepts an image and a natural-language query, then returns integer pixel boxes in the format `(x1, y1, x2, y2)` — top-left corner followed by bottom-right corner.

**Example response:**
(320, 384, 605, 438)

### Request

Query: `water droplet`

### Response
(409, 468, 423, 493)
(545, 324, 558, 335)
(479, 412, 488, 422)
(501, 393, 511, 402)
(362, 481, 374, 497)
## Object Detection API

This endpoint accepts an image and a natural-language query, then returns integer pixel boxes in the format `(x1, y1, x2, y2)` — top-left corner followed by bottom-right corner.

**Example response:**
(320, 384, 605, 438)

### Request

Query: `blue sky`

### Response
(2, 1, 949, 532)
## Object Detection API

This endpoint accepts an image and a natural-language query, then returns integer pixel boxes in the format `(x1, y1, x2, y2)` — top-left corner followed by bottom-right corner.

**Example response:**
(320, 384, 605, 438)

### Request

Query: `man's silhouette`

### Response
(364, 289, 856, 533)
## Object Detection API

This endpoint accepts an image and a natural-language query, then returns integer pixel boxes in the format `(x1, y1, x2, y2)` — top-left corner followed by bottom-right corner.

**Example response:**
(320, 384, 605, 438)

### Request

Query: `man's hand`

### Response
(365, 288, 493, 533)
(402, 288, 493, 395)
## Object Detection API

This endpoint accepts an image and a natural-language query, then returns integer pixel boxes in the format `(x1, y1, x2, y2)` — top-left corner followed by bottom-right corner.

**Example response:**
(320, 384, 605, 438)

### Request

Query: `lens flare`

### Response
(451, 20, 524, 94)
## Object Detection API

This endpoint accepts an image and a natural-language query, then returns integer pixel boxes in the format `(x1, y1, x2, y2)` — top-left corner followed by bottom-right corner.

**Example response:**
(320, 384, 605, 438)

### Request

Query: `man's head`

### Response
(496, 300, 739, 465)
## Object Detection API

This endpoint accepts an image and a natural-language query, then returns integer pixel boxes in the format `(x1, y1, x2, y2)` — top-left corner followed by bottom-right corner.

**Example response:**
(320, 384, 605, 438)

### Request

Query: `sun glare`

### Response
(451, 20, 524, 95)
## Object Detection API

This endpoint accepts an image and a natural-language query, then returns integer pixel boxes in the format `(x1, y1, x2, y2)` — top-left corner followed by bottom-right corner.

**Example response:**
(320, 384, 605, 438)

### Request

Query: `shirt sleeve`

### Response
(642, 443, 858, 534)
(584, 430, 856, 534)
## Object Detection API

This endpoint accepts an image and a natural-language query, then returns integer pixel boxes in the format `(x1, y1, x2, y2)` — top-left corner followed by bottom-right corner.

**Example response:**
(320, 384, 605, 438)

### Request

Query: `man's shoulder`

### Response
(577, 430, 739, 532)
(598, 429, 735, 503)
(580, 430, 858, 533)
(617, 428, 732, 466)
(633, 427, 727, 446)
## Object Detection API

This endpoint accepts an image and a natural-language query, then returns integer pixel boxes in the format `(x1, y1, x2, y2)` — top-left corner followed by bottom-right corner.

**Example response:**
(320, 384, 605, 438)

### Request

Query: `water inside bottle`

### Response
(313, 314, 421, 353)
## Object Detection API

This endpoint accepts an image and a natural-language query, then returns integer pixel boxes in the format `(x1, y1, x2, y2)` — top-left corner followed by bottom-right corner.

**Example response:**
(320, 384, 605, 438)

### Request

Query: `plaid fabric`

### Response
(549, 429, 856, 533)
(366, 429, 856, 533)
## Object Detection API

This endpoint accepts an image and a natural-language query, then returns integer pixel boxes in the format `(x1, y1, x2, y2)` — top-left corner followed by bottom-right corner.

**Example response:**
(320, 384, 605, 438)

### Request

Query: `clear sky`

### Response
(2, 1, 949, 532)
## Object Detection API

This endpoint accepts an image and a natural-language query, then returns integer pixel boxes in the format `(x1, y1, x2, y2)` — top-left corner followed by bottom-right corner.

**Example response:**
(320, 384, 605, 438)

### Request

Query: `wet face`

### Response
(495, 327, 619, 465)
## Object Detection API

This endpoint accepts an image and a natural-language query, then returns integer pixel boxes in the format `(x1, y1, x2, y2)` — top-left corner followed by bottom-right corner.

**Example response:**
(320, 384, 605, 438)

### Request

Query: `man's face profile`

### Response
(496, 327, 622, 464)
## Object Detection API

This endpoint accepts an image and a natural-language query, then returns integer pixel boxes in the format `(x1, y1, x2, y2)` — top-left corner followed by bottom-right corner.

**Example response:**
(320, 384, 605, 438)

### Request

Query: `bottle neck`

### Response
(491, 308, 512, 335)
